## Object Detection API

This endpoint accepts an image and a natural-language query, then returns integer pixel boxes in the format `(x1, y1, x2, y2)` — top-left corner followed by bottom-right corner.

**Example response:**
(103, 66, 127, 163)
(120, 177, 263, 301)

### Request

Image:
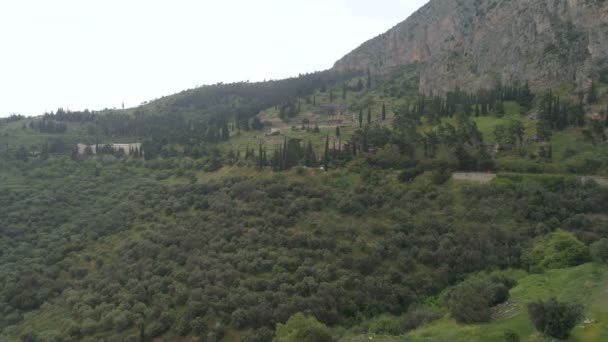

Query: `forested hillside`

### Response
(2, 1, 608, 341)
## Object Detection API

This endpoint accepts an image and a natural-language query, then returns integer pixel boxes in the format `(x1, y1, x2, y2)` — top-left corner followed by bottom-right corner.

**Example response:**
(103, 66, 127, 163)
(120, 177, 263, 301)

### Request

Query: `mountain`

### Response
(334, 0, 608, 96)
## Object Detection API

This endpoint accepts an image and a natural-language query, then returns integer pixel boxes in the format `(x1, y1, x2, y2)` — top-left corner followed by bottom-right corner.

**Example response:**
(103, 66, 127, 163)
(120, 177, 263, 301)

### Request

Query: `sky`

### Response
(0, 0, 428, 117)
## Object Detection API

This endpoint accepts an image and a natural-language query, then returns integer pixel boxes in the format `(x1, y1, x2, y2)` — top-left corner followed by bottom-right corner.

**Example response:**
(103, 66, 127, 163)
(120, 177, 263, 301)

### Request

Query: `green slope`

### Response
(349, 263, 608, 342)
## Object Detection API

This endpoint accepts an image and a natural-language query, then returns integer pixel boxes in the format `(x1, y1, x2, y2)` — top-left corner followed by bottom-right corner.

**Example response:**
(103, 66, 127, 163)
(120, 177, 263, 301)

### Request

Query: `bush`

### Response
(369, 315, 402, 335)
(400, 306, 442, 331)
(242, 327, 273, 342)
(523, 230, 590, 270)
(590, 238, 608, 263)
(444, 275, 515, 324)
(527, 299, 583, 339)
(275, 313, 333, 342)
(398, 167, 424, 182)
(503, 330, 520, 342)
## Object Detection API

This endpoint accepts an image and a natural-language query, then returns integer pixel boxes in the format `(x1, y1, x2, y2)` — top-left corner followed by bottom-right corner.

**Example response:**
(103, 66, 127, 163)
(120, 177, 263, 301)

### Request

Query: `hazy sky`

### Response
(0, 0, 428, 117)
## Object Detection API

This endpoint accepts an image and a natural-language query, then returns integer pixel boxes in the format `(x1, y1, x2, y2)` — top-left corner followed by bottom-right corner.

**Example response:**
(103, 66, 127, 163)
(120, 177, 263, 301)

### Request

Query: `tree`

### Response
(589, 81, 598, 104)
(367, 108, 372, 124)
(508, 121, 525, 152)
(275, 313, 333, 342)
(523, 230, 590, 270)
(358, 108, 363, 128)
(591, 238, 608, 264)
(382, 102, 386, 120)
(366, 68, 372, 89)
(444, 275, 512, 324)
(304, 140, 316, 167)
(335, 126, 341, 138)
(528, 299, 583, 339)
(323, 135, 330, 171)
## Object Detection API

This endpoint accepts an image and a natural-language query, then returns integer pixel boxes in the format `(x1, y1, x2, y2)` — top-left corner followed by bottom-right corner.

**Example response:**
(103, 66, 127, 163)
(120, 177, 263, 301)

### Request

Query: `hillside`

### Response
(345, 263, 608, 341)
(2, 1, 608, 341)
(334, 0, 608, 96)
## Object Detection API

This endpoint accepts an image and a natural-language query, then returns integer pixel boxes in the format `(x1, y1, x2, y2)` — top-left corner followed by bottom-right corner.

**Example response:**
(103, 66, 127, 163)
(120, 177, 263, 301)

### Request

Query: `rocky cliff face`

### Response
(334, 0, 608, 95)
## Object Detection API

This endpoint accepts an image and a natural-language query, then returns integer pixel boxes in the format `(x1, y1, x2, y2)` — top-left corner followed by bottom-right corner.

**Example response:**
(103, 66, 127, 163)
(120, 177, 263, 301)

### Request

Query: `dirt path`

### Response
(452, 173, 608, 187)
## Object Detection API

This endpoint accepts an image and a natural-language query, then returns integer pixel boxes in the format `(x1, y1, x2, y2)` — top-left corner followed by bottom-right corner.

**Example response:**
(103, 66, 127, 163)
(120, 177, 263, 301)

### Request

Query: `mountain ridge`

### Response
(334, 0, 608, 97)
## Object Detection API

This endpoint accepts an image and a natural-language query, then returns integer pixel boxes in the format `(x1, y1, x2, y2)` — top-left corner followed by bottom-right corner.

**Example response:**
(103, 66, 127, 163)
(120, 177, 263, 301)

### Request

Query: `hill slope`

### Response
(334, 0, 608, 96)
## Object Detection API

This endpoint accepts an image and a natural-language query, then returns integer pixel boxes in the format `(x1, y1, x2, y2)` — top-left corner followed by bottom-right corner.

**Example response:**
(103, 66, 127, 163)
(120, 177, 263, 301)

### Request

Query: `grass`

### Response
(347, 263, 608, 342)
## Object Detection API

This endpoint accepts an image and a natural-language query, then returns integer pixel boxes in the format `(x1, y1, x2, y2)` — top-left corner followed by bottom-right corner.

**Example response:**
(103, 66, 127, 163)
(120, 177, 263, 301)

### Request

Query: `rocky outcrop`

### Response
(334, 0, 608, 95)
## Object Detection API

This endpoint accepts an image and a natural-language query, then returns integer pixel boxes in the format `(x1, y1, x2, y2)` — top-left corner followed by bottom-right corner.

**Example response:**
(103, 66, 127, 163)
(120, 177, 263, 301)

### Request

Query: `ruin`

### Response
(77, 143, 143, 156)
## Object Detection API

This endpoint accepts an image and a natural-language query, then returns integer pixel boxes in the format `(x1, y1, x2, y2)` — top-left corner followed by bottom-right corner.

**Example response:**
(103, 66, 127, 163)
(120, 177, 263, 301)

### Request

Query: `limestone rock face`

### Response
(333, 0, 608, 95)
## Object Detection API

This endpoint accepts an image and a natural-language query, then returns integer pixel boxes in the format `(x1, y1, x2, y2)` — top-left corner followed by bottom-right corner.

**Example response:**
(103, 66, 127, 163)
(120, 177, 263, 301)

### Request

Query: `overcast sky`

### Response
(0, 0, 428, 117)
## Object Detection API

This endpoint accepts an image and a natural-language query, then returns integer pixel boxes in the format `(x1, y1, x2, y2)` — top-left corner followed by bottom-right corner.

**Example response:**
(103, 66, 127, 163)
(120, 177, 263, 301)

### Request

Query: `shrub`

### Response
(523, 230, 590, 270)
(242, 327, 273, 342)
(398, 167, 424, 182)
(590, 238, 608, 263)
(275, 313, 333, 342)
(503, 330, 520, 342)
(527, 299, 583, 339)
(369, 315, 402, 335)
(400, 306, 443, 331)
(444, 275, 515, 324)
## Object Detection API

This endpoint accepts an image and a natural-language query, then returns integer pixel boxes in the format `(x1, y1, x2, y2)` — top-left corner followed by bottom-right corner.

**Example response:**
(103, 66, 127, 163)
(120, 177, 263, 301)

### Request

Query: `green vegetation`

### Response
(523, 231, 591, 271)
(275, 313, 333, 342)
(1, 50, 608, 341)
(528, 299, 583, 339)
(354, 263, 608, 342)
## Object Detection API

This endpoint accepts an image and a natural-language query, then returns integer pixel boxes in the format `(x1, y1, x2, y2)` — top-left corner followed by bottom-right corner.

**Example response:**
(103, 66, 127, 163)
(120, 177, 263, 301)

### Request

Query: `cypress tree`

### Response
(305, 139, 315, 167)
(282, 137, 288, 170)
(589, 81, 598, 104)
(358, 108, 363, 128)
(258, 144, 264, 168)
(336, 126, 341, 137)
(323, 134, 329, 171)
(356, 79, 364, 92)
(367, 108, 372, 124)
(362, 127, 369, 152)
(382, 102, 386, 120)
(221, 122, 230, 141)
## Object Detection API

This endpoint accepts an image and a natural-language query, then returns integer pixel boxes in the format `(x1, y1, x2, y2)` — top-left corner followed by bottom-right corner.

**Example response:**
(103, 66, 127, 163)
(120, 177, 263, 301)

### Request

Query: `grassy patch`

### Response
(348, 263, 608, 342)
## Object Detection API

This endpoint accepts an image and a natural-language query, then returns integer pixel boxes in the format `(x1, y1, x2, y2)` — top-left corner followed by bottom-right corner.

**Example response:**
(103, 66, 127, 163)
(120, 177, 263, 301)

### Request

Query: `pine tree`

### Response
(475, 103, 480, 117)
(382, 102, 386, 120)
